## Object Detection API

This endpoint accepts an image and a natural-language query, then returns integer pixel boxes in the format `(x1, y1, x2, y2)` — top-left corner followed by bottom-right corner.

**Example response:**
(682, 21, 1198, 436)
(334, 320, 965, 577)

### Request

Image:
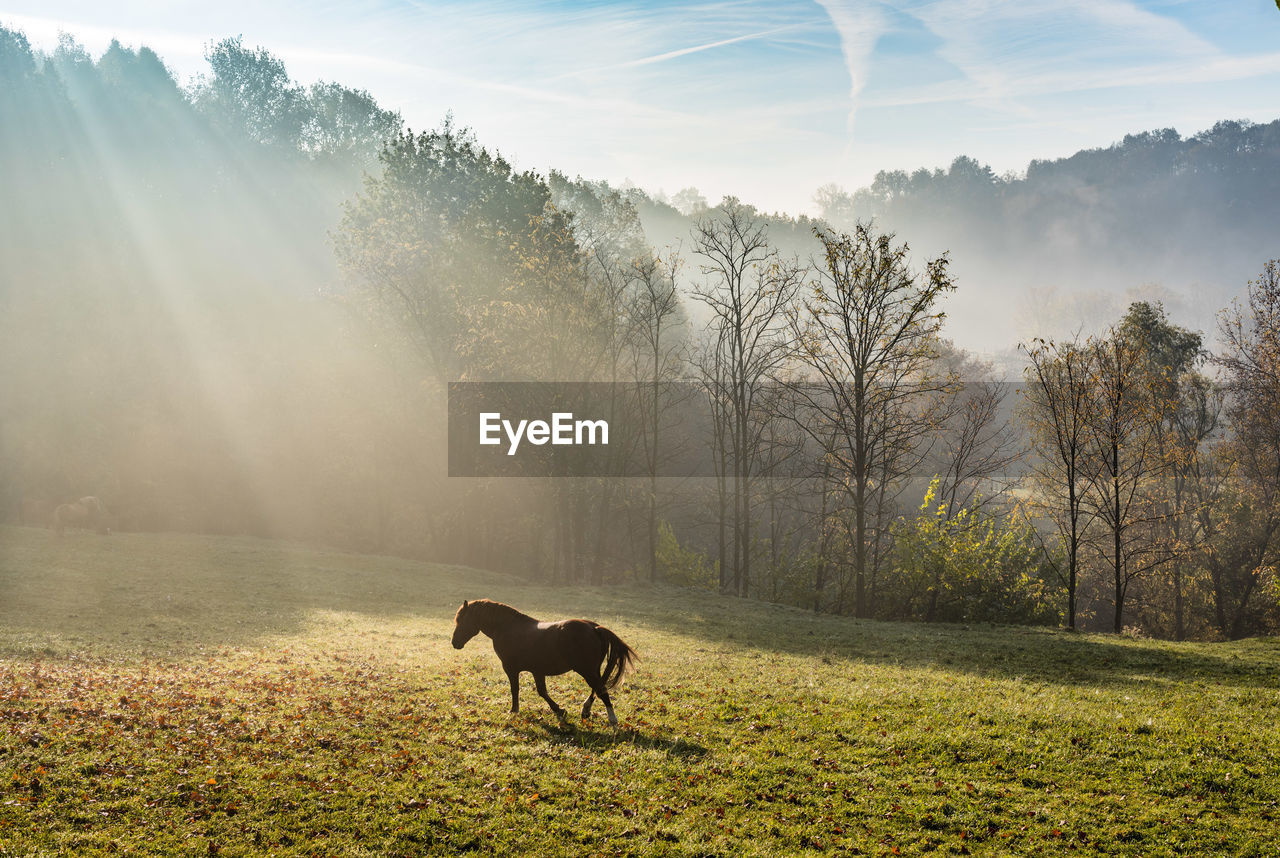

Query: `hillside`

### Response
(1, 527, 1278, 855)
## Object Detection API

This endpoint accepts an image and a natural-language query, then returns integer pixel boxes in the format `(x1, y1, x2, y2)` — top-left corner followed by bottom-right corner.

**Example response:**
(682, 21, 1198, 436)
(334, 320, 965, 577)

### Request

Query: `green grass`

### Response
(1, 525, 1278, 856)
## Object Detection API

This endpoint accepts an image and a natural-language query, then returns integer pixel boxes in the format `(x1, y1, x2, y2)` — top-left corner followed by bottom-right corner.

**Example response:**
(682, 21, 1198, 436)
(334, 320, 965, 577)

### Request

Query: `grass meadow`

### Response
(1, 525, 1278, 856)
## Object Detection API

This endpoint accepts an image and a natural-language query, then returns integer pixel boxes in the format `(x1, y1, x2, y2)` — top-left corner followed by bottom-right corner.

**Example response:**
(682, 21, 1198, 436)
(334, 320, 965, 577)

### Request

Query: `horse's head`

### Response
(451, 600, 480, 649)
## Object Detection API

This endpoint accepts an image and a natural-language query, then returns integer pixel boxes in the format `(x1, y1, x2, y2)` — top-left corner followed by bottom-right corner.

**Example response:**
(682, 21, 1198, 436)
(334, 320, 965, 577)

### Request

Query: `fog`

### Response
(810, 135, 1279, 357)
(619, 119, 1280, 375)
(3, 27, 1277, 635)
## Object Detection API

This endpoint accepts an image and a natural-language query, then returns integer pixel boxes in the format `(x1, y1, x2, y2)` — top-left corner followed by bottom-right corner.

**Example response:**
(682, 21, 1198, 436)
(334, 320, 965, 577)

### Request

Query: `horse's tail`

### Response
(595, 625, 637, 690)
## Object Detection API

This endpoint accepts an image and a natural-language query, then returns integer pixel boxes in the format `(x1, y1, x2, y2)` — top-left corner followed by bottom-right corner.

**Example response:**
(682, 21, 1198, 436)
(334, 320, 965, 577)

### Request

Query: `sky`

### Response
(3, 1, 1280, 215)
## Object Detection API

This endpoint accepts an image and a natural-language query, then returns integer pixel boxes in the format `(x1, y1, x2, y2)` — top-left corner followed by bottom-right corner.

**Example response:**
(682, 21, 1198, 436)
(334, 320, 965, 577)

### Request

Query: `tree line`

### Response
(1, 28, 1276, 639)
(813, 122, 1280, 349)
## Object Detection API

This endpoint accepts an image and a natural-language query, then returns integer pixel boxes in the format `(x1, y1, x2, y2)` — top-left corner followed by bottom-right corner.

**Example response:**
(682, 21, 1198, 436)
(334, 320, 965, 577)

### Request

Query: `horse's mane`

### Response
(460, 599, 538, 626)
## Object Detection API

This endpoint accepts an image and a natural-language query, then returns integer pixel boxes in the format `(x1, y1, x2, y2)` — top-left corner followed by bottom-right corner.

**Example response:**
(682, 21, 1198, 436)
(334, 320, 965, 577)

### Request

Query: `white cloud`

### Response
(879, 0, 1226, 111)
(813, 0, 890, 133)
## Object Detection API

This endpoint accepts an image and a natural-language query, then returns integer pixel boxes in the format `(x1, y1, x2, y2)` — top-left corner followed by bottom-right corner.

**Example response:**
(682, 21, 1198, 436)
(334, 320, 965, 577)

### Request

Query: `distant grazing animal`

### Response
(451, 599, 637, 727)
(53, 496, 109, 535)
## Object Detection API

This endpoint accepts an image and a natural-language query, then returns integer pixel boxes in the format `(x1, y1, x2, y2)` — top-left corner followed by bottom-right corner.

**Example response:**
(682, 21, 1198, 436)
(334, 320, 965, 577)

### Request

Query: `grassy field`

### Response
(1, 526, 1278, 856)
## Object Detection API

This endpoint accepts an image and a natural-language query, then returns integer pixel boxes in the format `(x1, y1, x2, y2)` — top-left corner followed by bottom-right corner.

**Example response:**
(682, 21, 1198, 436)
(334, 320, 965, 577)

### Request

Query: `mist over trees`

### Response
(1, 30, 406, 540)
(2, 26, 1277, 640)
(813, 125, 1280, 350)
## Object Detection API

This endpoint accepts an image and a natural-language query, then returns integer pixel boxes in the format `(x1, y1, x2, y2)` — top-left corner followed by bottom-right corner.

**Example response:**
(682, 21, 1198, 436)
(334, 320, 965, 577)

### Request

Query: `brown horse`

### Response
(451, 599, 637, 726)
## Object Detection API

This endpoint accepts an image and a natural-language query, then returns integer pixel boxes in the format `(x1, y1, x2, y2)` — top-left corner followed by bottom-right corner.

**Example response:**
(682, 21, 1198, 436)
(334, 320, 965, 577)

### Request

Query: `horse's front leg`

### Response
(505, 667, 520, 714)
(534, 675, 566, 720)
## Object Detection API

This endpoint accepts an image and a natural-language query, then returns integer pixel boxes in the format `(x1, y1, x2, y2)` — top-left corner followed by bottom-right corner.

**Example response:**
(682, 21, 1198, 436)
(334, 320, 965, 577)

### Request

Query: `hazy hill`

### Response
(814, 121, 1280, 349)
(616, 120, 1280, 358)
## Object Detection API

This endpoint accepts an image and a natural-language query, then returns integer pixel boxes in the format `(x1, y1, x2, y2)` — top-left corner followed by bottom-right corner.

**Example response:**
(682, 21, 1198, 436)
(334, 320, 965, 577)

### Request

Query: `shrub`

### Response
(883, 479, 1063, 625)
(656, 521, 716, 589)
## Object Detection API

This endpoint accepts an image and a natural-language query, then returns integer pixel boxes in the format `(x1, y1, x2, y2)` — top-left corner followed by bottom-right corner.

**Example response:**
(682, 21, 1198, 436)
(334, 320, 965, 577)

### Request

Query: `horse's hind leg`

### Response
(576, 669, 616, 727)
(595, 682, 618, 727)
(533, 675, 566, 720)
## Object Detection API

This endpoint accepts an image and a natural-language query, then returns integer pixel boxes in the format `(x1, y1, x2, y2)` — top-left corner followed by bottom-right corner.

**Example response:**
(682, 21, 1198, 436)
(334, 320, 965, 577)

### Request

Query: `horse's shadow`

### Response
(509, 716, 709, 759)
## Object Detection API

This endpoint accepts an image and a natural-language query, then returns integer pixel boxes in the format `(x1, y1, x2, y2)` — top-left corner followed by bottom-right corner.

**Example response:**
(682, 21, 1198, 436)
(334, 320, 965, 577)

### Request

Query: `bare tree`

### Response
(789, 223, 955, 617)
(1021, 337, 1094, 630)
(694, 326, 733, 592)
(690, 202, 802, 596)
(628, 249, 687, 582)
(1080, 329, 1170, 634)
(1164, 373, 1222, 639)
(928, 344, 1023, 516)
(754, 388, 809, 600)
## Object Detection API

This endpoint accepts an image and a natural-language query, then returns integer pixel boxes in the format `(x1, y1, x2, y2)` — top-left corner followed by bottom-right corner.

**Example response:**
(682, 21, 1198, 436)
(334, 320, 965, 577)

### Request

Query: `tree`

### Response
(628, 250, 687, 582)
(334, 120, 603, 574)
(1118, 301, 1206, 640)
(334, 119, 568, 384)
(1209, 260, 1280, 637)
(927, 344, 1022, 518)
(1194, 478, 1279, 639)
(544, 174, 672, 582)
(790, 222, 955, 617)
(691, 202, 802, 596)
(671, 187, 708, 217)
(693, 325, 733, 592)
(195, 37, 309, 151)
(1218, 261, 1280, 509)
(304, 81, 402, 167)
(1080, 328, 1169, 634)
